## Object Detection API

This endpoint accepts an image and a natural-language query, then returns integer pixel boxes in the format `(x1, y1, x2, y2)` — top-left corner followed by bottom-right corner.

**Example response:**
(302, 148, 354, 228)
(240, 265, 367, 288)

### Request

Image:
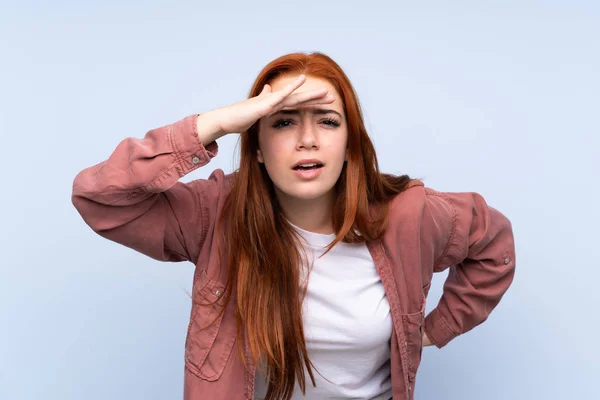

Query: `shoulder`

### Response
(187, 169, 238, 213)
(386, 180, 457, 255)
(387, 179, 454, 221)
(205, 168, 237, 186)
(190, 168, 237, 192)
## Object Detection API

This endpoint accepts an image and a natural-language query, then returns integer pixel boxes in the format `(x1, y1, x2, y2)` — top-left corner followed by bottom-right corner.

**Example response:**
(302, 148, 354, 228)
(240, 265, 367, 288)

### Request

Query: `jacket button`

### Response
(215, 290, 222, 297)
(504, 257, 510, 264)
(192, 156, 201, 165)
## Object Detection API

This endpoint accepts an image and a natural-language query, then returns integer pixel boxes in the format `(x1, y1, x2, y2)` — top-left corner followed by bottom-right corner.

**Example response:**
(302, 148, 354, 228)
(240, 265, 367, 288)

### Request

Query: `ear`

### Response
(257, 149, 264, 163)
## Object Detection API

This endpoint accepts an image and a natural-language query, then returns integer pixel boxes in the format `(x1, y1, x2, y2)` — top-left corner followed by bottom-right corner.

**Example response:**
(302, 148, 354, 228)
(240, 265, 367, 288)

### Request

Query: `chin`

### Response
(291, 191, 328, 201)
(279, 184, 335, 201)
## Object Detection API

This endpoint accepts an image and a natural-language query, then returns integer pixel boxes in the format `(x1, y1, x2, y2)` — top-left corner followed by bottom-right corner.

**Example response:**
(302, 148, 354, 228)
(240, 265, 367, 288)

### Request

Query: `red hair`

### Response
(215, 52, 411, 399)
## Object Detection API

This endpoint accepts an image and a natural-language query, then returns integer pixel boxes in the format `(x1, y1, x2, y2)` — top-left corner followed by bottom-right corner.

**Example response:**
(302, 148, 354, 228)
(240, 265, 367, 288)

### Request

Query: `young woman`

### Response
(72, 52, 516, 400)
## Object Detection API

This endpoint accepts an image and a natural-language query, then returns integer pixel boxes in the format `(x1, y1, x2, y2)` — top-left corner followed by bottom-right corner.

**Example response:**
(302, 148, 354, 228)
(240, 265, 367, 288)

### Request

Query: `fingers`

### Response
(262, 74, 334, 117)
(258, 83, 272, 97)
(282, 74, 306, 96)
(267, 74, 308, 108)
(263, 93, 334, 118)
(283, 91, 333, 108)
(292, 96, 336, 108)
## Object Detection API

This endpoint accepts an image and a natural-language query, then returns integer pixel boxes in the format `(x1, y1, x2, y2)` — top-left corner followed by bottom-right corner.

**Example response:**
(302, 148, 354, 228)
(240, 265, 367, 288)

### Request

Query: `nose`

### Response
(297, 120, 319, 150)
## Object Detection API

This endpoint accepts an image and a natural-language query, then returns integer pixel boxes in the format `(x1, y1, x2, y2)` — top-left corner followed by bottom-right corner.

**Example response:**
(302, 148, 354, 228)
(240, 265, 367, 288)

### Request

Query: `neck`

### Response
(275, 189, 336, 235)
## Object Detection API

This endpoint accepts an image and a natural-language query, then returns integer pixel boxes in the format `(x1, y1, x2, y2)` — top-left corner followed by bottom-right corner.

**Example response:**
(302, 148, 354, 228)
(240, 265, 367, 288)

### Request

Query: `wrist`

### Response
(196, 111, 225, 145)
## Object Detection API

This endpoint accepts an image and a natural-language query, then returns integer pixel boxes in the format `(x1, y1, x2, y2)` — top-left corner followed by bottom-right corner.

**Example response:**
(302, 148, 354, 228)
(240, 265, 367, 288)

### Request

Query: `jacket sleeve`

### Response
(422, 188, 516, 348)
(71, 114, 219, 264)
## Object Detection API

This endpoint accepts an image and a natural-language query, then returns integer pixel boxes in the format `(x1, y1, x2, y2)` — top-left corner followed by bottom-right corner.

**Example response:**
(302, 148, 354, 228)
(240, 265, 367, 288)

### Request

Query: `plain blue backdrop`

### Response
(1, 1, 598, 399)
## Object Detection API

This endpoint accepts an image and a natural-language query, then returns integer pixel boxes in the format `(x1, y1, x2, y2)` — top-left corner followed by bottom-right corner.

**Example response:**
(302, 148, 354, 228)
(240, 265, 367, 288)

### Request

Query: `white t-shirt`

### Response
(254, 222, 393, 399)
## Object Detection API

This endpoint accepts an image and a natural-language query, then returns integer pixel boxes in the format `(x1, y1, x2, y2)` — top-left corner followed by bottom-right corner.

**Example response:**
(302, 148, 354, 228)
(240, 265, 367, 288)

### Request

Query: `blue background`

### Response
(1, 1, 598, 398)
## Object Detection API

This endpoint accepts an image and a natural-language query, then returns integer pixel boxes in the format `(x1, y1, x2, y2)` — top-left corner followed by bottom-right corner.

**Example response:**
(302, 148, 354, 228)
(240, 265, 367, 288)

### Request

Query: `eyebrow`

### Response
(271, 108, 343, 119)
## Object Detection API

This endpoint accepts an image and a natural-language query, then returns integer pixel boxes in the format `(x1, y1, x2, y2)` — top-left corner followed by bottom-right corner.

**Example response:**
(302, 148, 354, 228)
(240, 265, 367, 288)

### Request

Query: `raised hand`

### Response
(196, 74, 335, 143)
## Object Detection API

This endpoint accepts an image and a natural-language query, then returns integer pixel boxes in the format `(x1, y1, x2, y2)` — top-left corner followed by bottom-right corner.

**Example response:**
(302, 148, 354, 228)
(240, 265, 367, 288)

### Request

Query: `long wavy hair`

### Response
(215, 52, 412, 399)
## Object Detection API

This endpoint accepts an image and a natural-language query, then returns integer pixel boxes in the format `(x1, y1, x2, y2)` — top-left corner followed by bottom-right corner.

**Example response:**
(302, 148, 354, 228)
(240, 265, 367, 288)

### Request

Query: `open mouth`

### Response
(292, 163, 324, 171)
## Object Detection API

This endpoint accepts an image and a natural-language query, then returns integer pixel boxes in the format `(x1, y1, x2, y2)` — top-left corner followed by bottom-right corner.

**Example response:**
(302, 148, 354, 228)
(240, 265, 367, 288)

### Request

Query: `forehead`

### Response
(269, 75, 344, 111)
(270, 75, 334, 91)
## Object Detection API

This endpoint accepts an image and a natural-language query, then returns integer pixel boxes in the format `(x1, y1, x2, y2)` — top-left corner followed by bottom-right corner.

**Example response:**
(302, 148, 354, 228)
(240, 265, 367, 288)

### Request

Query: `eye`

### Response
(272, 119, 294, 129)
(321, 117, 341, 127)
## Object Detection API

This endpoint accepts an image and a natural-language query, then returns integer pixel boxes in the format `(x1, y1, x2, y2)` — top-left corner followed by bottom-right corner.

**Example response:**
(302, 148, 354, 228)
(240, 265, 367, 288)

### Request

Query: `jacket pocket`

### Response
(184, 279, 236, 381)
(402, 310, 425, 382)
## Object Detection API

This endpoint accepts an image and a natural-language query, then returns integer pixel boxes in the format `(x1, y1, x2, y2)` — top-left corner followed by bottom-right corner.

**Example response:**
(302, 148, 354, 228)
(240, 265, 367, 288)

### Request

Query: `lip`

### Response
(291, 158, 325, 169)
(293, 165, 324, 180)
